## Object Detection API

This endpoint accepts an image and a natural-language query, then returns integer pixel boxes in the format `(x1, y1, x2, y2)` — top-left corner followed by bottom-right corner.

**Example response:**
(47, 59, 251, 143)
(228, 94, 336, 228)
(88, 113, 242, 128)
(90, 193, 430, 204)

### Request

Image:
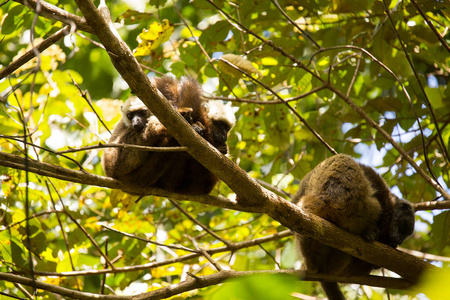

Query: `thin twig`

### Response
(206, 85, 327, 105)
(58, 143, 188, 154)
(69, 73, 112, 134)
(102, 225, 200, 253)
(168, 199, 231, 247)
(100, 237, 108, 294)
(409, 0, 450, 54)
(346, 52, 363, 98)
(1, 134, 86, 170)
(271, 0, 321, 49)
(13, 0, 93, 33)
(0, 210, 58, 232)
(189, 237, 223, 272)
(45, 180, 81, 291)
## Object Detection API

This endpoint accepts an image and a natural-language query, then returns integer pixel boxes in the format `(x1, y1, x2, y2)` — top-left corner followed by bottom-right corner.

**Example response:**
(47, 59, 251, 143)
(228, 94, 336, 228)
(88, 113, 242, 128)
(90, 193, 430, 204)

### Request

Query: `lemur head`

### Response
(121, 97, 151, 132)
(389, 197, 415, 246)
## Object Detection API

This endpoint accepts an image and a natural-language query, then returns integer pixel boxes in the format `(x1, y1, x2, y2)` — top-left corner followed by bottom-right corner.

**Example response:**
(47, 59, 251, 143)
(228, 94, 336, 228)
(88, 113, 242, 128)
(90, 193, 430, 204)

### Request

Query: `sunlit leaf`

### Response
(110, 189, 139, 211)
(218, 54, 263, 78)
(207, 274, 301, 300)
(134, 20, 174, 57)
(418, 268, 450, 299)
(116, 9, 153, 25)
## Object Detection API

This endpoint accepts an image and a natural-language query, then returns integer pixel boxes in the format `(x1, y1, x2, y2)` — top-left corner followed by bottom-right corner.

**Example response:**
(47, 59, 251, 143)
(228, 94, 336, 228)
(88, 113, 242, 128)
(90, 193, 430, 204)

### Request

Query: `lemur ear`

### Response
(207, 100, 236, 130)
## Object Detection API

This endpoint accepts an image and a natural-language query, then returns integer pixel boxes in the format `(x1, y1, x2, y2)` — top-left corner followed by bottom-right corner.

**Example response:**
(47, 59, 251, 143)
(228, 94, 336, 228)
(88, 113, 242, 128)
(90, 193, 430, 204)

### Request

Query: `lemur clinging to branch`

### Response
(292, 154, 415, 300)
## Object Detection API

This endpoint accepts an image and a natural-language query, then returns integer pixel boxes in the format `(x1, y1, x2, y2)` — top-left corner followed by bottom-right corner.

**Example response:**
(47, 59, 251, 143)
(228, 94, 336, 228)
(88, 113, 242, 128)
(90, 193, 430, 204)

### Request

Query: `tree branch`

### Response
(58, 143, 188, 154)
(0, 270, 413, 300)
(413, 199, 450, 211)
(0, 151, 260, 213)
(0, 26, 71, 79)
(13, 0, 93, 33)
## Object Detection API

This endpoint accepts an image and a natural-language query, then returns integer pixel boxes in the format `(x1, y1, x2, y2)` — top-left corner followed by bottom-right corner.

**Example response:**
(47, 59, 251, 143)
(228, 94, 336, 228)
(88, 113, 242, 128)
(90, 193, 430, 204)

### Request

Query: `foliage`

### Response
(0, 0, 449, 299)
(207, 274, 304, 300)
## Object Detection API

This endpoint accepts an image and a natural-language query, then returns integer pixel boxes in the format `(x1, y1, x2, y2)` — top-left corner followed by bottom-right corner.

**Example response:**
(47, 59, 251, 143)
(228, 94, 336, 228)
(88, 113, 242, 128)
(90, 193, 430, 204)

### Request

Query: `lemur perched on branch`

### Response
(102, 76, 235, 195)
(292, 154, 415, 300)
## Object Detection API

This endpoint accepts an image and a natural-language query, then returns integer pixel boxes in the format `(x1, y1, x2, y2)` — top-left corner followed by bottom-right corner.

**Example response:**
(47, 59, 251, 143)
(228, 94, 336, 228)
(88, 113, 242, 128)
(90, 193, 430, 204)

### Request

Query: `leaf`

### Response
(110, 189, 139, 211)
(263, 105, 291, 151)
(134, 20, 174, 57)
(149, 0, 168, 8)
(431, 211, 450, 253)
(116, 9, 153, 25)
(425, 87, 445, 109)
(218, 54, 262, 78)
(2, 4, 26, 35)
(280, 240, 297, 269)
(207, 274, 301, 300)
(199, 20, 231, 45)
(418, 268, 450, 299)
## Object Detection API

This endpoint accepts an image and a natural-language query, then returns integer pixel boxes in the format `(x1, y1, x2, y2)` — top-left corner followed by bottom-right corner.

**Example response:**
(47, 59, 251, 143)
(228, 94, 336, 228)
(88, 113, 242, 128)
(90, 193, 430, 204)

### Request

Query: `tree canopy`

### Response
(0, 0, 449, 299)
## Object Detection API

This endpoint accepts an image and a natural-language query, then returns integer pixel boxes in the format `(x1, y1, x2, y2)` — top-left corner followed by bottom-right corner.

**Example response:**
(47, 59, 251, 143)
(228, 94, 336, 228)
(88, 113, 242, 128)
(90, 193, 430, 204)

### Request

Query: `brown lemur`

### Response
(292, 154, 415, 300)
(102, 76, 236, 195)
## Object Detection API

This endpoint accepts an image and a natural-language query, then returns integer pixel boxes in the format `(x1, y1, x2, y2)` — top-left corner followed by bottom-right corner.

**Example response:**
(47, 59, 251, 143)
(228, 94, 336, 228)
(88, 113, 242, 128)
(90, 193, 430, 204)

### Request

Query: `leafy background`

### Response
(0, 0, 449, 299)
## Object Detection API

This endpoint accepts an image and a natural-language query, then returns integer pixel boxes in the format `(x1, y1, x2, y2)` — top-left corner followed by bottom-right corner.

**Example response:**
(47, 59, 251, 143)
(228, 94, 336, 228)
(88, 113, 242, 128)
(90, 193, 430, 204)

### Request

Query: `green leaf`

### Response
(425, 87, 445, 109)
(199, 21, 231, 46)
(2, 4, 26, 35)
(207, 274, 302, 300)
(418, 268, 450, 299)
(116, 9, 154, 25)
(431, 212, 450, 253)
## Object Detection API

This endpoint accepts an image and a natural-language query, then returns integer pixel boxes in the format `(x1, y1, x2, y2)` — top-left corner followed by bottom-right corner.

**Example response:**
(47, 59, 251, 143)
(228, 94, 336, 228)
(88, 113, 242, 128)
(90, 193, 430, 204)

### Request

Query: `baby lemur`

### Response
(102, 76, 235, 195)
(292, 154, 415, 300)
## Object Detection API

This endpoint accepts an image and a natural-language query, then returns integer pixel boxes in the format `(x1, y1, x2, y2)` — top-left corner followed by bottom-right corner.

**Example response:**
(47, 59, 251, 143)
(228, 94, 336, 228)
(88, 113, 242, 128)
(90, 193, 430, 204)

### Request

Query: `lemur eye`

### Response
(127, 113, 133, 120)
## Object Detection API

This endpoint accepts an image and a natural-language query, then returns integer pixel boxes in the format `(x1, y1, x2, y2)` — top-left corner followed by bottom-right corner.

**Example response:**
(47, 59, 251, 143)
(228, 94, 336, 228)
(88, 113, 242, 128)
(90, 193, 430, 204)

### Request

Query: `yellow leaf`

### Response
(219, 54, 262, 78)
(261, 57, 278, 66)
(0, 174, 12, 198)
(134, 20, 174, 57)
(418, 268, 450, 299)
(42, 277, 61, 285)
(110, 189, 138, 211)
(151, 267, 166, 278)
